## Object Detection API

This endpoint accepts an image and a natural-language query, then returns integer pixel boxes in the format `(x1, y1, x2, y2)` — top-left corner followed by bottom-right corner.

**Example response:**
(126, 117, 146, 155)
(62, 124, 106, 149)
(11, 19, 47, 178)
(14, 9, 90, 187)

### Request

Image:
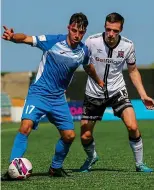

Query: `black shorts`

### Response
(82, 88, 133, 120)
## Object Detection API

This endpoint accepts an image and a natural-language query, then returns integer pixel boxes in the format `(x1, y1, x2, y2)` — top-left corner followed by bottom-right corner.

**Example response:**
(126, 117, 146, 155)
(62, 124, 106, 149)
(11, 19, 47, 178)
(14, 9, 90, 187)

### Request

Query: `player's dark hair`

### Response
(69, 12, 88, 29)
(105, 12, 124, 29)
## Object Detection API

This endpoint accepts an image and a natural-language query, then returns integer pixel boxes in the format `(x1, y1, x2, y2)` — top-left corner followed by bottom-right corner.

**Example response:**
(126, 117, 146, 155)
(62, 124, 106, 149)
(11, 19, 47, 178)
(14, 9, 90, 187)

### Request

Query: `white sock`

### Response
(83, 140, 97, 159)
(129, 136, 143, 166)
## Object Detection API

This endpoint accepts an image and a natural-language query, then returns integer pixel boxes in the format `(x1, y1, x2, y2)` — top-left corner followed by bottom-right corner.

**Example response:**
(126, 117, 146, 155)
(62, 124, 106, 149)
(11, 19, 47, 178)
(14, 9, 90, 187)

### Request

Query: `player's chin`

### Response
(109, 39, 114, 43)
(72, 39, 80, 44)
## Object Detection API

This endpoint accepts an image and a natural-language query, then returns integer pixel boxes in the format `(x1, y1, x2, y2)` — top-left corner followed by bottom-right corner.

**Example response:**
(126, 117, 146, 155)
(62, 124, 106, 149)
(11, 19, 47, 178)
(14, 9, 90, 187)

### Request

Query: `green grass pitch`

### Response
(1, 120, 154, 190)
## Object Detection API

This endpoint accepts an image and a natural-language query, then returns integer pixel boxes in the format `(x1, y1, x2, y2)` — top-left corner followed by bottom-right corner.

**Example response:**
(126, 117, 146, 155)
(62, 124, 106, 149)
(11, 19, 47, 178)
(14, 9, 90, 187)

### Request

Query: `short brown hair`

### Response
(69, 12, 88, 29)
(105, 12, 124, 29)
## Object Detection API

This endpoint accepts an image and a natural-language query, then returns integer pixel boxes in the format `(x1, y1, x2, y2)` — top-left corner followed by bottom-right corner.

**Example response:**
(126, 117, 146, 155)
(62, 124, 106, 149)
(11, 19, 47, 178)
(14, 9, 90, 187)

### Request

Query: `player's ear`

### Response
(67, 25, 70, 30)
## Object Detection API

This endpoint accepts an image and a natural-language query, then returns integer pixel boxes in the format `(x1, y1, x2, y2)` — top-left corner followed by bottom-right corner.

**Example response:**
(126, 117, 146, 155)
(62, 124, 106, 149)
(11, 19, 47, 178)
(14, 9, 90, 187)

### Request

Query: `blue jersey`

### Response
(28, 34, 89, 99)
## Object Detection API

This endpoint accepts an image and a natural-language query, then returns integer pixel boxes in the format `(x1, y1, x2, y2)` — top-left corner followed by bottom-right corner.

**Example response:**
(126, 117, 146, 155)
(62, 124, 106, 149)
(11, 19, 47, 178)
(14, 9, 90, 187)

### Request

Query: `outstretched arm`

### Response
(83, 63, 105, 88)
(2, 26, 33, 45)
(128, 64, 154, 109)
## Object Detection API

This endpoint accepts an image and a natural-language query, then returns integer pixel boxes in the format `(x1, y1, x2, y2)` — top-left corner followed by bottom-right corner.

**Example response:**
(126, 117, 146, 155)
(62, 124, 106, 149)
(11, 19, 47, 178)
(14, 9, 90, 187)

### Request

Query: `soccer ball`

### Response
(8, 158, 32, 179)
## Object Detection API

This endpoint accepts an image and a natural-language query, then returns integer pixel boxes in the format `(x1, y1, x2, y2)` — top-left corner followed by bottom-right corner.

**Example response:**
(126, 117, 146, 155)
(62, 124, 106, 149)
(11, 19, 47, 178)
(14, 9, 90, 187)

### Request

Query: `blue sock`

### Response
(51, 138, 72, 169)
(10, 132, 28, 162)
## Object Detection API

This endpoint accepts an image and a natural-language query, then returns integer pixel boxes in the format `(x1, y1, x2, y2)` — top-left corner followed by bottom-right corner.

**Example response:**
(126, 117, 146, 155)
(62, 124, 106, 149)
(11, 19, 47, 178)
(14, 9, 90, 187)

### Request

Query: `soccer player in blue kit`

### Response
(1, 13, 104, 179)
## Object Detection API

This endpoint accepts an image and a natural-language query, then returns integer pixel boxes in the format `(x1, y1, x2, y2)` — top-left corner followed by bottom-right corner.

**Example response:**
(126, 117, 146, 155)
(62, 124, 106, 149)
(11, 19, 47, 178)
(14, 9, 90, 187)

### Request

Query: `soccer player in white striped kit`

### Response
(80, 12, 154, 172)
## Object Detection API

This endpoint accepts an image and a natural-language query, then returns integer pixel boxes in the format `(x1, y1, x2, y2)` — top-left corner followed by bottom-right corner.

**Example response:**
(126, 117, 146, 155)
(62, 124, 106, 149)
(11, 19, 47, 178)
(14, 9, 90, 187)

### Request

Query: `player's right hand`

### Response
(2, 26, 14, 41)
(98, 80, 105, 88)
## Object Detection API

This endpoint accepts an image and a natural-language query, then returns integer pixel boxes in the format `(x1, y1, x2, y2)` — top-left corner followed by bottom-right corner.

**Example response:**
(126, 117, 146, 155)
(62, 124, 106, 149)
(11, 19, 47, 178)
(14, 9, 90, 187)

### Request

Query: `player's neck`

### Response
(67, 36, 79, 49)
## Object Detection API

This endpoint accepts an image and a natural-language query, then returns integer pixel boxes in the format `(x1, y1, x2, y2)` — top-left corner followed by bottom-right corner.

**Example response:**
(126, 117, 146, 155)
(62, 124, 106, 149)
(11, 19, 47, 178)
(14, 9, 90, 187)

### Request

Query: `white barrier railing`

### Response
(11, 107, 23, 122)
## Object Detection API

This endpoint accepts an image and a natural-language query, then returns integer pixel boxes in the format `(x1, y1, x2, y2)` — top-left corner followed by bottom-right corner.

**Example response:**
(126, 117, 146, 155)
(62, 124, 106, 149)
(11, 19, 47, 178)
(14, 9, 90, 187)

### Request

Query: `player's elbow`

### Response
(128, 65, 138, 75)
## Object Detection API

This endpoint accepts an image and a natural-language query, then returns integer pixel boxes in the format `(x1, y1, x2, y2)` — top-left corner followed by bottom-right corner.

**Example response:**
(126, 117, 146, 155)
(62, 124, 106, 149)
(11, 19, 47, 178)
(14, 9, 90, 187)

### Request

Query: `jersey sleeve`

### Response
(82, 38, 92, 65)
(82, 45, 90, 66)
(32, 34, 62, 51)
(126, 43, 136, 65)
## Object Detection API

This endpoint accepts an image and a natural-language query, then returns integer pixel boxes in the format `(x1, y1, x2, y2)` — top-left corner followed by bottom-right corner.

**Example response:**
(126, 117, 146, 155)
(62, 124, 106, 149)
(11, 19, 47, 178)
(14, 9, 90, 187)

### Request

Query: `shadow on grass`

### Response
(1, 168, 137, 182)
(68, 168, 131, 172)
(31, 167, 130, 177)
(31, 170, 73, 177)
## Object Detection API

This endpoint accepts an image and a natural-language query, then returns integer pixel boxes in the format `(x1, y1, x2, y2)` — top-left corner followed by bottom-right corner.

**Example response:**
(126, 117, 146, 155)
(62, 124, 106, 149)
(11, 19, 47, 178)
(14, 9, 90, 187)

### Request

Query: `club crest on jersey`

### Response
(117, 50, 124, 58)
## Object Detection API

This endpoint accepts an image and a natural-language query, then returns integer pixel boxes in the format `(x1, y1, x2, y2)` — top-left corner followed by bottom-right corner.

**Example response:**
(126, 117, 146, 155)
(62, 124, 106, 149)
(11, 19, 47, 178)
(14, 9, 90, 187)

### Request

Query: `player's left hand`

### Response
(142, 96, 154, 110)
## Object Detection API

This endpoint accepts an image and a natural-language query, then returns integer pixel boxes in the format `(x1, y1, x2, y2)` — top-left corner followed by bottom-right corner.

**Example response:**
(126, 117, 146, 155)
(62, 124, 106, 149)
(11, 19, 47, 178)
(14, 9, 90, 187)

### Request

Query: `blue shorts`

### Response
(21, 95, 74, 130)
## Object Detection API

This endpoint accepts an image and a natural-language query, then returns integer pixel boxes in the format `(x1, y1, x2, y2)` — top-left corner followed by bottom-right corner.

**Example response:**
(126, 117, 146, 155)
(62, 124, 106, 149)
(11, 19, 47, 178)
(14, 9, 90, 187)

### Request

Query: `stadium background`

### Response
(1, 68, 154, 122)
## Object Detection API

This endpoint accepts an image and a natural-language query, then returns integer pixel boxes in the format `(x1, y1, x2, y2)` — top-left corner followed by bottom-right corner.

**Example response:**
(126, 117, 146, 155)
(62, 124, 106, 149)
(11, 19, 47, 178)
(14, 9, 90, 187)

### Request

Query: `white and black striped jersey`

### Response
(85, 32, 136, 99)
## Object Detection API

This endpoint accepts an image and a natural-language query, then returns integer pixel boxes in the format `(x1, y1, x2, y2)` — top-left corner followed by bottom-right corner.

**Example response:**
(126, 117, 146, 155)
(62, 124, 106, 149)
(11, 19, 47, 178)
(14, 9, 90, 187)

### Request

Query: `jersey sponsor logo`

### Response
(95, 57, 123, 64)
(38, 35, 46, 41)
(117, 50, 124, 58)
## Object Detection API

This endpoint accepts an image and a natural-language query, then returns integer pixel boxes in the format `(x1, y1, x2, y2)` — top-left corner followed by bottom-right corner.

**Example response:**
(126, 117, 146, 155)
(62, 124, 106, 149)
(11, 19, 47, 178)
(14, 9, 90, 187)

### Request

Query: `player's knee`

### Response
(62, 130, 76, 143)
(127, 123, 138, 132)
(81, 131, 93, 142)
(19, 120, 33, 135)
(19, 125, 32, 135)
